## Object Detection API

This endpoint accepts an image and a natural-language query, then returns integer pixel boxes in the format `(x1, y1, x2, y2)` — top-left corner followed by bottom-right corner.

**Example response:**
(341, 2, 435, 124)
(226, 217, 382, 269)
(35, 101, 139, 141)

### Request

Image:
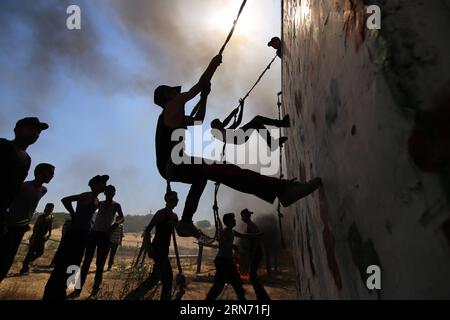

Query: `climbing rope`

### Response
(277, 92, 287, 249)
(225, 54, 279, 129)
(218, 0, 248, 55)
(209, 54, 279, 242)
(172, 224, 186, 299)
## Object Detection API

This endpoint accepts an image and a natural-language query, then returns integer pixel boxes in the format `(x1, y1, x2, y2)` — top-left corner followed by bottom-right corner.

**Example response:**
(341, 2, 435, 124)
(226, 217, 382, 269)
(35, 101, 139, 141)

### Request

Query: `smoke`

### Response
(0, 0, 153, 118)
(0, 0, 282, 220)
(108, 0, 281, 116)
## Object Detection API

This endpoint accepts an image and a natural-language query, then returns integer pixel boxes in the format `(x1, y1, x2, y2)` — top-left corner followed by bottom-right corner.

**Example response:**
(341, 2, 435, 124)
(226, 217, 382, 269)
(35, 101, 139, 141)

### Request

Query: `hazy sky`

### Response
(0, 0, 282, 221)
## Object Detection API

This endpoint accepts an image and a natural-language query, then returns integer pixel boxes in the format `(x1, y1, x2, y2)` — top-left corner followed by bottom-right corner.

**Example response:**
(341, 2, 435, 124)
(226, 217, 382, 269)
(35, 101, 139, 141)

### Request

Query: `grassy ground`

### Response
(0, 228, 297, 300)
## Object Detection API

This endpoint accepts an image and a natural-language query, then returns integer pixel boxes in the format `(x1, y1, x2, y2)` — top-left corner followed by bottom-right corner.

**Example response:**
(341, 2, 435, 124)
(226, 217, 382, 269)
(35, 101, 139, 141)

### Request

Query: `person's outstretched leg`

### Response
(201, 162, 322, 208)
(177, 179, 207, 237)
(243, 115, 290, 129)
(227, 260, 246, 300)
(174, 159, 321, 237)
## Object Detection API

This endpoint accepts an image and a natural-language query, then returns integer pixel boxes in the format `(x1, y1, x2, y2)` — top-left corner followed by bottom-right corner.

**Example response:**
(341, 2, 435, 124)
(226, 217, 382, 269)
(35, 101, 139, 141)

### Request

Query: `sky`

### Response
(0, 0, 282, 222)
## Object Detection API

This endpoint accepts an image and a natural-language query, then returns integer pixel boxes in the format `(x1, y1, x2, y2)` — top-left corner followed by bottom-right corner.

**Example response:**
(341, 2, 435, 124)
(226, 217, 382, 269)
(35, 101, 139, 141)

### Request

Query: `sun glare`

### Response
(207, 2, 254, 37)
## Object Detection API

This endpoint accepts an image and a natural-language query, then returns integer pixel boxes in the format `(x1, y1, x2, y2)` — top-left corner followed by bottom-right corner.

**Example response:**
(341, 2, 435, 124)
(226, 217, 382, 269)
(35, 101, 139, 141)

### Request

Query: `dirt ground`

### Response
(0, 228, 297, 300)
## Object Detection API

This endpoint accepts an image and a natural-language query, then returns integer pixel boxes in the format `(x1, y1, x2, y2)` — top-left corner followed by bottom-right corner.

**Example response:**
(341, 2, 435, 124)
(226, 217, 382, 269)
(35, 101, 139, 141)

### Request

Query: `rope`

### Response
(172, 224, 186, 299)
(218, 0, 248, 55)
(277, 92, 286, 249)
(226, 54, 279, 128)
(211, 54, 279, 241)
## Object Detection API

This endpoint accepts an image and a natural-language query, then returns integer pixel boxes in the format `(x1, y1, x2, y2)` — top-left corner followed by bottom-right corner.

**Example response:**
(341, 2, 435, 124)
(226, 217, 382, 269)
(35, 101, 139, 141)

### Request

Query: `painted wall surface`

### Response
(282, 0, 450, 299)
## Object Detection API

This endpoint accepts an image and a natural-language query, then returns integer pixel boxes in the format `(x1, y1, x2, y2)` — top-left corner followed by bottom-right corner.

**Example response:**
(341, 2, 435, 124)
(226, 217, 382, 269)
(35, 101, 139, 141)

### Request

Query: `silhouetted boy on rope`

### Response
(206, 213, 259, 300)
(125, 191, 179, 300)
(154, 55, 322, 239)
(210, 102, 290, 150)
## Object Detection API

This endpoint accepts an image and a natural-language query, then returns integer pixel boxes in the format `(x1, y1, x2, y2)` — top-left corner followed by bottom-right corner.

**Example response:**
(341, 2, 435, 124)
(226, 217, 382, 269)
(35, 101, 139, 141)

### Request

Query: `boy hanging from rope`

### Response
(210, 100, 290, 150)
(154, 54, 322, 239)
(125, 191, 179, 300)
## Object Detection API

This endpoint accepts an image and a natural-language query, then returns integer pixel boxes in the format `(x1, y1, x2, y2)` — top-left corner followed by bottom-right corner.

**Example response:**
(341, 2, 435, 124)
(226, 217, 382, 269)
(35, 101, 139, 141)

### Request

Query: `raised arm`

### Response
(222, 108, 238, 128)
(115, 204, 125, 225)
(164, 56, 222, 128)
(228, 100, 245, 129)
(145, 211, 163, 238)
(233, 230, 262, 239)
(61, 194, 82, 217)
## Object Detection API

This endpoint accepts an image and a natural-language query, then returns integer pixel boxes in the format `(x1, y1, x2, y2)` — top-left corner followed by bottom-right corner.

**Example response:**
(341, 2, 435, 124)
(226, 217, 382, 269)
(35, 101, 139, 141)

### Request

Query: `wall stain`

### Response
(325, 79, 340, 128)
(305, 217, 316, 277)
(343, 0, 367, 51)
(319, 188, 343, 289)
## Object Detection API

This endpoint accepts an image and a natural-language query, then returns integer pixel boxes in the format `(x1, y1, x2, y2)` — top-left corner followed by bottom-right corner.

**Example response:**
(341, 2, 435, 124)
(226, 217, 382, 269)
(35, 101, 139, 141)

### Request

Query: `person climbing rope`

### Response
(206, 213, 260, 300)
(210, 101, 290, 150)
(153, 55, 322, 239)
(268, 37, 282, 58)
(125, 191, 179, 300)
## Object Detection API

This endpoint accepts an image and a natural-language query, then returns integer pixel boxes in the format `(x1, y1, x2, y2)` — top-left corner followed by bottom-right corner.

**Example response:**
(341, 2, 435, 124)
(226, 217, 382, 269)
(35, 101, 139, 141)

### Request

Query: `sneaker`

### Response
(281, 114, 290, 127)
(278, 178, 322, 207)
(279, 136, 288, 147)
(270, 137, 288, 151)
(176, 220, 201, 238)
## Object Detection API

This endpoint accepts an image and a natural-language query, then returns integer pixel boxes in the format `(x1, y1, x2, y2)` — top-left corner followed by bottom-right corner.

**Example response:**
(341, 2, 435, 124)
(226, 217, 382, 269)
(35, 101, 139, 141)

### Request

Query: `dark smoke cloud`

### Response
(0, 0, 153, 118)
(0, 0, 281, 218)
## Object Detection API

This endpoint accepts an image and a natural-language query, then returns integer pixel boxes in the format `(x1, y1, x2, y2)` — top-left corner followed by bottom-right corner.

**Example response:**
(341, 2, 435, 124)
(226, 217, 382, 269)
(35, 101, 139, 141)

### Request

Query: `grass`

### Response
(0, 228, 297, 300)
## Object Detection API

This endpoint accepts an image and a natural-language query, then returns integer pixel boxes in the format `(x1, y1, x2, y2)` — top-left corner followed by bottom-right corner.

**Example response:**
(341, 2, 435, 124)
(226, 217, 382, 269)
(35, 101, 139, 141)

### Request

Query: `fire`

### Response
(234, 251, 250, 282)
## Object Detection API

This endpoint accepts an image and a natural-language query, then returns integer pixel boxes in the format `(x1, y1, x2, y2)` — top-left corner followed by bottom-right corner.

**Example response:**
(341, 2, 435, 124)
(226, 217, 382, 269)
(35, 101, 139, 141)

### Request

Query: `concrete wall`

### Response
(282, 0, 450, 299)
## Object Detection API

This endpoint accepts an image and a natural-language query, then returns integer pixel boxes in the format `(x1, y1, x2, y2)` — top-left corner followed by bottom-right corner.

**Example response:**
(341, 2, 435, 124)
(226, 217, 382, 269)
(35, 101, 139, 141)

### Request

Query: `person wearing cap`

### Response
(71, 185, 125, 298)
(0, 163, 54, 282)
(0, 117, 48, 237)
(268, 37, 282, 58)
(43, 174, 109, 300)
(154, 55, 321, 239)
(20, 203, 55, 275)
(210, 105, 290, 150)
(125, 191, 179, 300)
(240, 208, 270, 301)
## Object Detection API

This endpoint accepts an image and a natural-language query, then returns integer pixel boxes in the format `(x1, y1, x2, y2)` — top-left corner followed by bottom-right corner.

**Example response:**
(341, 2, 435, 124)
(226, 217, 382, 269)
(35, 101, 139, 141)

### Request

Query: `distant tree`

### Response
(196, 220, 212, 230)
